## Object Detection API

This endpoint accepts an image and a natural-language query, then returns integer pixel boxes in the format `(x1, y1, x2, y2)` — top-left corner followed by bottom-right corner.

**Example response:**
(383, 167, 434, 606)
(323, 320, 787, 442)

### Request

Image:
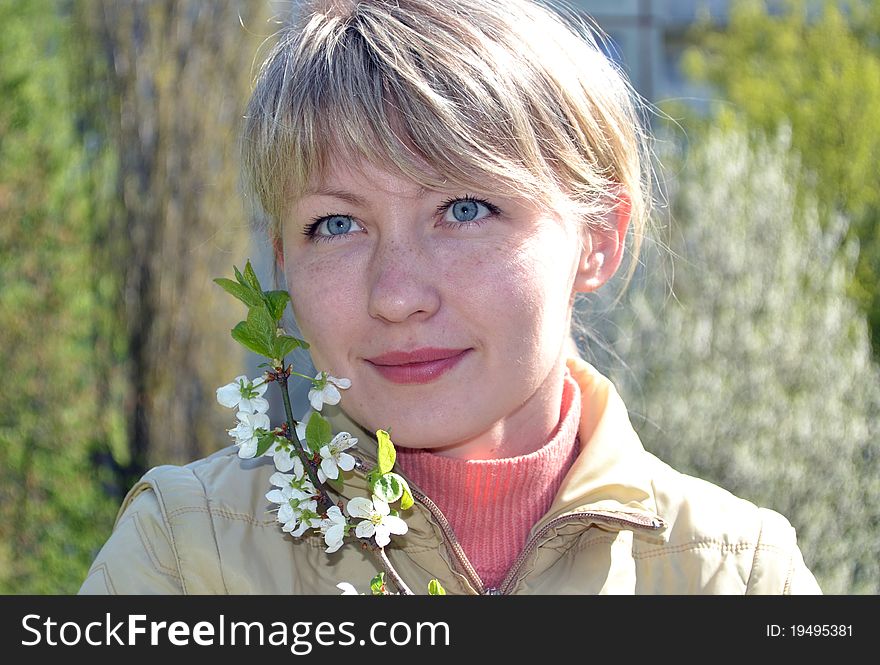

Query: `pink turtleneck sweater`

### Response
(395, 371, 582, 589)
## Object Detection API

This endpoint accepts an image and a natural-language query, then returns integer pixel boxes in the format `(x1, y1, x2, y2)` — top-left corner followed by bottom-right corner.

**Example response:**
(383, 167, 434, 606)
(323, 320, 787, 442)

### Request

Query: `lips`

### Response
(364, 347, 471, 384)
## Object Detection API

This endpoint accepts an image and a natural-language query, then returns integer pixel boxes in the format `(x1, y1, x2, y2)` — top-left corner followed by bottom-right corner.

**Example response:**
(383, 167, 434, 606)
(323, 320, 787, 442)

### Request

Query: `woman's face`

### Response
(281, 153, 597, 459)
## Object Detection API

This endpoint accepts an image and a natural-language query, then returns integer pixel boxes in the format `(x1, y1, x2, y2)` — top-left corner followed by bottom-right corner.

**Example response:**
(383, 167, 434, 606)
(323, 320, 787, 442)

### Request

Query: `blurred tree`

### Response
(79, 0, 269, 473)
(592, 126, 880, 594)
(680, 0, 880, 358)
(0, 0, 119, 593)
(0, 0, 270, 592)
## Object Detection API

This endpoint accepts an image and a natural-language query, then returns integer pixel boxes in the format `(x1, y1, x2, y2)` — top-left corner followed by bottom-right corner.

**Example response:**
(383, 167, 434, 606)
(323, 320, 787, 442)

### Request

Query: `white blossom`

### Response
(216, 375, 269, 414)
(265, 470, 316, 506)
(308, 372, 352, 411)
(317, 432, 358, 483)
(227, 411, 270, 459)
(265, 437, 299, 473)
(319, 505, 348, 553)
(295, 419, 307, 443)
(278, 498, 321, 537)
(346, 496, 408, 547)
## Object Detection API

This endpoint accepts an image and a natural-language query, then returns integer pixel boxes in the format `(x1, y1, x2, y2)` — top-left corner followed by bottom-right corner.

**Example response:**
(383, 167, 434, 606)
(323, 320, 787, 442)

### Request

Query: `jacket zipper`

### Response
(497, 511, 664, 595)
(353, 457, 487, 593)
(413, 486, 663, 595)
(353, 457, 664, 595)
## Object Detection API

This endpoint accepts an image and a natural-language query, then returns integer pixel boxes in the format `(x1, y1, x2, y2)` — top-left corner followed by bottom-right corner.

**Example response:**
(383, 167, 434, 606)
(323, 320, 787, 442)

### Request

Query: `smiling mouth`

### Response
(364, 348, 471, 384)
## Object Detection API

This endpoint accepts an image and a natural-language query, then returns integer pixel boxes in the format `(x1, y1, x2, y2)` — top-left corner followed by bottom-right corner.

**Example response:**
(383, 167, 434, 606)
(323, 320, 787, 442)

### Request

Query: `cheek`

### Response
(431, 239, 545, 331)
(503, 235, 579, 324)
(284, 256, 360, 364)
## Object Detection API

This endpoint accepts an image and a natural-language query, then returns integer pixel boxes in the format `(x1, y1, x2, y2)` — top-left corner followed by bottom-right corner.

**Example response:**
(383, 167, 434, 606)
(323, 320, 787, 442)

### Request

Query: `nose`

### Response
(367, 236, 441, 324)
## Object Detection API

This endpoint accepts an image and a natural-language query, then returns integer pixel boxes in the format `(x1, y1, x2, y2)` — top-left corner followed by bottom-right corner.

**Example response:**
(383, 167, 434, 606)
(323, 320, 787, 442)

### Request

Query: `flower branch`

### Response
(268, 364, 334, 514)
(372, 545, 413, 595)
(214, 260, 443, 596)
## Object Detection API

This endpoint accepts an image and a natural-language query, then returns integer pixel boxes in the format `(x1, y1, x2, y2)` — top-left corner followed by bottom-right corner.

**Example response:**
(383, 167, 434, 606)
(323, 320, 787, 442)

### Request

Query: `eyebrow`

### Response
(304, 185, 434, 206)
(304, 187, 368, 207)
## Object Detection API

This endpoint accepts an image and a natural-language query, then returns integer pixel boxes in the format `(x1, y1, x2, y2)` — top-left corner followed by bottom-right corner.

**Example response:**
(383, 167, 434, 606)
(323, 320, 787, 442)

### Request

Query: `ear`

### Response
(573, 192, 631, 293)
(272, 234, 285, 271)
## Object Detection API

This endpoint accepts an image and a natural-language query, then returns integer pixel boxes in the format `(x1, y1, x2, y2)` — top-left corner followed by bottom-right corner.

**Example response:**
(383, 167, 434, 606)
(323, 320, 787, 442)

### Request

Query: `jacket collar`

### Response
(322, 356, 664, 534)
(541, 357, 664, 529)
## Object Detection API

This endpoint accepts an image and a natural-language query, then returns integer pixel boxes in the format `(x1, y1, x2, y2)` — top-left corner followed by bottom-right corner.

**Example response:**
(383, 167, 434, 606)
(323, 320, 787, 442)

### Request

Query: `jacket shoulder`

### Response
(80, 447, 278, 595)
(643, 453, 820, 594)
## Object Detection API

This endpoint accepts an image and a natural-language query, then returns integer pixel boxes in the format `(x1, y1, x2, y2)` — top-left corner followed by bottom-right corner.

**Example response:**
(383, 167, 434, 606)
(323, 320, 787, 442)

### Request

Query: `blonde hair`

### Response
(242, 0, 653, 290)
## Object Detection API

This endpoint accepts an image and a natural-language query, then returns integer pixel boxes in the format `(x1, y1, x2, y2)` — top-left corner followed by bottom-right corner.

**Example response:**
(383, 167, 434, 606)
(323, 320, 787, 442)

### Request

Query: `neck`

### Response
(427, 359, 568, 460)
(394, 368, 582, 587)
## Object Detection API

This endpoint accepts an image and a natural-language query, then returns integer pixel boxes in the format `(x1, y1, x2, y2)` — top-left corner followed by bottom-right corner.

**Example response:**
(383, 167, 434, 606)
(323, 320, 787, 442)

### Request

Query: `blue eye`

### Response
(321, 216, 354, 235)
(451, 200, 480, 222)
(440, 197, 498, 224)
(304, 214, 363, 241)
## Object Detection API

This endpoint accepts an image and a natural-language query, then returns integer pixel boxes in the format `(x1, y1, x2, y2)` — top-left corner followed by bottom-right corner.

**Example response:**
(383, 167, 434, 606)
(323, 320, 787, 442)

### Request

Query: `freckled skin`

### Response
(281, 155, 586, 460)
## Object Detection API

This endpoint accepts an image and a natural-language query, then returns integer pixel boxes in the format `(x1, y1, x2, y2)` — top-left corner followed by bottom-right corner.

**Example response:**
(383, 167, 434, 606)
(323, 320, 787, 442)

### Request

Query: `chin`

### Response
(354, 403, 483, 450)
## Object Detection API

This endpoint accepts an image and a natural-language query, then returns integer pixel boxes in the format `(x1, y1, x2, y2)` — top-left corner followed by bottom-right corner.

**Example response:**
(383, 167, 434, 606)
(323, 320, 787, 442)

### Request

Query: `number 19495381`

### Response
(766, 624, 852, 637)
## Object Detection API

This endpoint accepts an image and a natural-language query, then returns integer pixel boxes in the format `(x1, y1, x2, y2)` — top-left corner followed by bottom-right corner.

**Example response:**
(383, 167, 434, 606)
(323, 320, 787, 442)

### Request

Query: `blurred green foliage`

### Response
(586, 125, 880, 594)
(679, 0, 880, 358)
(0, 0, 261, 593)
(0, 0, 121, 593)
(579, 2, 880, 594)
(620, 127, 880, 594)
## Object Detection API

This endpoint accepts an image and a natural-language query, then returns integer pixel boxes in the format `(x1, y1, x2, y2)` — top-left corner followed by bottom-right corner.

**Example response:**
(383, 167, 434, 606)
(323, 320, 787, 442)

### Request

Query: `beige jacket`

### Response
(79, 358, 821, 595)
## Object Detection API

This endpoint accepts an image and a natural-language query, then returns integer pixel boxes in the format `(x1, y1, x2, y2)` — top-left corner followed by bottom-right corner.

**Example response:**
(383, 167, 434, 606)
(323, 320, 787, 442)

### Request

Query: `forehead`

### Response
(298, 148, 576, 230)
(297, 149, 572, 234)
(306, 151, 441, 200)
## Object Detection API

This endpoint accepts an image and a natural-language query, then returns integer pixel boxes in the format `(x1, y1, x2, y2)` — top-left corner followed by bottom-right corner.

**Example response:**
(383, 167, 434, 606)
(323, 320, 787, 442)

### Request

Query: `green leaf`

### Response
(243, 260, 262, 291)
(255, 430, 276, 457)
(305, 411, 332, 454)
(399, 478, 414, 511)
(428, 579, 446, 595)
(370, 572, 387, 595)
(233, 264, 248, 288)
(247, 305, 276, 357)
(264, 290, 291, 321)
(213, 277, 263, 308)
(365, 466, 381, 487)
(376, 429, 396, 475)
(231, 321, 273, 357)
(273, 335, 306, 361)
(369, 471, 413, 510)
(372, 472, 404, 504)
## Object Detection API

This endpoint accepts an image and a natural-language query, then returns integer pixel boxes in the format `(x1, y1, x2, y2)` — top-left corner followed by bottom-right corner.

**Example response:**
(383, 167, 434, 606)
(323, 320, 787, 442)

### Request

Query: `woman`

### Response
(80, 0, 820, 594)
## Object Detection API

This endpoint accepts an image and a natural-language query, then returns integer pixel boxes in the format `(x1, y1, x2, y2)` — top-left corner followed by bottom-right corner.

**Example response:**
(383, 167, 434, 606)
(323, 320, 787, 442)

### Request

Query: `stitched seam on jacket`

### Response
(396, 544, 438, 554)
(635, 542, 758, 560)
(783, 553, 795, 595)
(115, 483, 155, 528)
(83, 563, 117, 594)
(129, 512, 181, 579)
(745, 515, 766, 594)
(147, 484, 188, 594)
(192, 472, 231, 595)
(578, 535, 751, 554)
(166, 506, 277, 527)
(572, 534, 779, 559)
